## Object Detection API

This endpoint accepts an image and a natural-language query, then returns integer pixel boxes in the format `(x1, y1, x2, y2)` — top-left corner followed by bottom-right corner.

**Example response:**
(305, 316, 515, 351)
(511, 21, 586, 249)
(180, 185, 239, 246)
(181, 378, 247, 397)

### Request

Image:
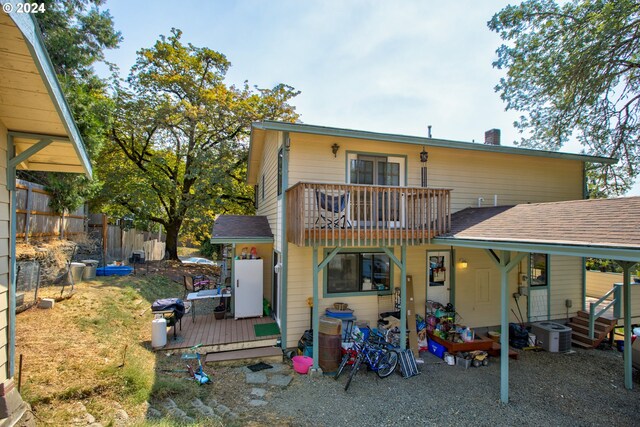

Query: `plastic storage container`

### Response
(69, 262, 85, 284)
(428, 339, 446, 359)
(318, 332, 341, 372)
(152, 316, 167, 348)
(82, 260, 98, 280)
(319, 316, 342, 335)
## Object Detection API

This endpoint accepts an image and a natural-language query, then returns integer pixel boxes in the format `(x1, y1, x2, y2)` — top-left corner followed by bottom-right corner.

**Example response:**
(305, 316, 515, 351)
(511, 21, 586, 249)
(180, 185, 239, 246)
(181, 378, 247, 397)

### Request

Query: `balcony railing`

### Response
(286, 182, 451, 247)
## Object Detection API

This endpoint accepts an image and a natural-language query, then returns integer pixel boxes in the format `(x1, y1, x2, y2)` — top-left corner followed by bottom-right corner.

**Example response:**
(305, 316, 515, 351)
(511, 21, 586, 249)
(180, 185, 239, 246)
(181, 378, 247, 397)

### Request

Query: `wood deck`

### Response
(162, 315, 280, 353)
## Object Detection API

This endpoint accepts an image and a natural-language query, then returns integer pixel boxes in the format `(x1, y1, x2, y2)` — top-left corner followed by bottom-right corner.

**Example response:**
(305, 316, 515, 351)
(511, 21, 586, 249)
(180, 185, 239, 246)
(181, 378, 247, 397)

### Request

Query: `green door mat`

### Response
(254, 322, 280, 337)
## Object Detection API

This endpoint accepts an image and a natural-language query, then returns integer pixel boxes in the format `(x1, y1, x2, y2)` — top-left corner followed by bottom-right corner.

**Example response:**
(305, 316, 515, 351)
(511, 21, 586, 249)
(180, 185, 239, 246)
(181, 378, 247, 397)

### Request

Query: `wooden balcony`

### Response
(286, 182, 451, 247)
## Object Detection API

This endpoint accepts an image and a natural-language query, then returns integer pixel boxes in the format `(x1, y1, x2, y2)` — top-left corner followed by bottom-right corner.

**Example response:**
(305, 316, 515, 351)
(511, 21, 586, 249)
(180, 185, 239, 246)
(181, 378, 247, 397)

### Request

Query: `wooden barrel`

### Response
(318, 332, 342, 372)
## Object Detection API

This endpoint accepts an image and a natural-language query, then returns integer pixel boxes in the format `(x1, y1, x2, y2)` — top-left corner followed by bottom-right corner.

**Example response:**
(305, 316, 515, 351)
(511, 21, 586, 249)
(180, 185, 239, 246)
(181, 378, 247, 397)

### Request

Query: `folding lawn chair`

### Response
(315, 190, 352, 229)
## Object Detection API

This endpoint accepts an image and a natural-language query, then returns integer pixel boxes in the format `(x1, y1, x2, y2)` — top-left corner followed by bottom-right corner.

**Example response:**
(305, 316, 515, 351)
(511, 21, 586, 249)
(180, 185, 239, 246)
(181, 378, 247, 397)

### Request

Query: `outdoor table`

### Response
(186, 290, 231, 322)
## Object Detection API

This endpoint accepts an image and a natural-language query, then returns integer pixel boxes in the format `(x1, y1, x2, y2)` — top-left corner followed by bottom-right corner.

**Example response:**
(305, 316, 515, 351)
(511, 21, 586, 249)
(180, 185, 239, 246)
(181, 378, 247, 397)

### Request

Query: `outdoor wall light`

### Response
(420, 147, 429, 163)
(331, 143, 340, 157)
(459, 258, 468, 269)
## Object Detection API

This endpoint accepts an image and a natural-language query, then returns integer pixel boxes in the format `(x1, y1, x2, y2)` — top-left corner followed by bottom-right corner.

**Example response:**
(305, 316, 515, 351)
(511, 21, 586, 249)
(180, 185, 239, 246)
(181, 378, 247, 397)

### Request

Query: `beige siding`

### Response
(586, 271, 625, 298)
(285, 244, 396, 348)
(548, 256, 583, 320)
(285, 245, 586, 346)
(0, 123, 9, 381)
(255, 131, 281, 248)
(586, 271, 640, 325)
(287, 133, 583, 211)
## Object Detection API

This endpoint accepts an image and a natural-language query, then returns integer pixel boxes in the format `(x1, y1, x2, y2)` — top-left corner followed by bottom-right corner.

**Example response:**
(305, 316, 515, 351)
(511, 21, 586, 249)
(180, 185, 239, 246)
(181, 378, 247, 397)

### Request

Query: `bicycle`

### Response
(335, 327, 398, 391)
(181, 344, 211, 385)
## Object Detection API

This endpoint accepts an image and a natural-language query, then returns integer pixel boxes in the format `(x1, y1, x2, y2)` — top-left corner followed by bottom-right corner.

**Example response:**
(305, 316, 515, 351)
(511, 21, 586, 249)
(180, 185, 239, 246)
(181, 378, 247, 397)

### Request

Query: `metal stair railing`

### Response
(588, 283, 622, 339)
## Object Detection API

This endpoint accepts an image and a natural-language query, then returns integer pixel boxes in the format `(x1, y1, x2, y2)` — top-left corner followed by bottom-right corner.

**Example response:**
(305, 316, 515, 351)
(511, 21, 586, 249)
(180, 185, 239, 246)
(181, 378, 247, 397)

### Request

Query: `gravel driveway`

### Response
(263, 347, 638, 426)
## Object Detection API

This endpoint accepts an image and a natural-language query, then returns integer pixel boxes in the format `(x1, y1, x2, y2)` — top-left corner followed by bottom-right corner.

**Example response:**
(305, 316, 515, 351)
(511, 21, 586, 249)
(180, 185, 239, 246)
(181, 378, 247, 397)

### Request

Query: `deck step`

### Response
(571, 339, 594, 349)
(570, 316, 610, 331)
(576, 310, 616, 325)
(567, 322, 607, 338)
(205, 346, 282, 365)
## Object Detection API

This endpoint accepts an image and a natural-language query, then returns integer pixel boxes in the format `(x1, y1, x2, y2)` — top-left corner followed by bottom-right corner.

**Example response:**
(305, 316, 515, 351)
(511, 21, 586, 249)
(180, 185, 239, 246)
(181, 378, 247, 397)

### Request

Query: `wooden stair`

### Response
(204, 346, 283, 366)
(568, 310, 617, 349)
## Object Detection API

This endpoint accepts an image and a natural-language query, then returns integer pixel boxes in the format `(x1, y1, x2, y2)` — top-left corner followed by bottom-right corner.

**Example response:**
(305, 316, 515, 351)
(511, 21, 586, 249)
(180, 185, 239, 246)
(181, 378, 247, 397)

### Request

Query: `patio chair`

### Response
(315, 190, 352, 229)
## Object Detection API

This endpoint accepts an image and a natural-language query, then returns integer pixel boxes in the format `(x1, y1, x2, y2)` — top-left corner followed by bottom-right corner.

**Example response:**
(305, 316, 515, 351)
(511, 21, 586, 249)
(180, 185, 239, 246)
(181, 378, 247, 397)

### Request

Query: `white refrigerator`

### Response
(234, 259, 263, 319)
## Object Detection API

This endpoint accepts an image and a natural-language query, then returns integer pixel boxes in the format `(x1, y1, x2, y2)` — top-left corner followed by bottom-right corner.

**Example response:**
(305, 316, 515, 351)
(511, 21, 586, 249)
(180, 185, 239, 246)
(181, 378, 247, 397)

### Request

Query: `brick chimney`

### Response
(484, 129, 501, 145)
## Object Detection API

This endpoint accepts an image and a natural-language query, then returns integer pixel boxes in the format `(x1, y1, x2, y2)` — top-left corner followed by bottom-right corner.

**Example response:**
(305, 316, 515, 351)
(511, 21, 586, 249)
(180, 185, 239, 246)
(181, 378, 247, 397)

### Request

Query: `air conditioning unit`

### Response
(531, 321, 572, 353)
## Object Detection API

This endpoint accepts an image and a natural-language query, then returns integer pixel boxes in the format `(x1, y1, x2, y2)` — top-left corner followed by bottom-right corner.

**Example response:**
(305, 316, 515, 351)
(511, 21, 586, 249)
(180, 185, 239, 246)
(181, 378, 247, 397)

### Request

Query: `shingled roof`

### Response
(442, 197, 640, 249)
(211, 215, 273, 242)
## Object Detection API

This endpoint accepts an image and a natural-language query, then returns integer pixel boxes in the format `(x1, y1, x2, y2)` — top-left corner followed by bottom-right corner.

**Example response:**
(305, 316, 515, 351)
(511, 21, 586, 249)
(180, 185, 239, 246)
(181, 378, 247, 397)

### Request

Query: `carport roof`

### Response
(433, 197, 640, 262)
(1, 8, 91, 176)
(210, 215, 274, 244)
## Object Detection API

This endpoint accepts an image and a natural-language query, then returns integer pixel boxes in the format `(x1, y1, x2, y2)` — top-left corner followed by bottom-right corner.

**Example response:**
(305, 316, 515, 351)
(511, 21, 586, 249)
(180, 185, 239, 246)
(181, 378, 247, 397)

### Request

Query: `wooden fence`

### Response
(88, 214, 166, 263)
(16, 179, 86, 241)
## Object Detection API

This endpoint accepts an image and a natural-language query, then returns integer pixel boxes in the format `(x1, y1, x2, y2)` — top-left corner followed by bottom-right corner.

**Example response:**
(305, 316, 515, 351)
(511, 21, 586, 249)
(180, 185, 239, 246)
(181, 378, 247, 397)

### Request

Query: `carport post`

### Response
(486, 250, 526, 403)
(382, 246, 407, 350)
(311, 246, 340, 372)
(499, 251, 510, 403)
(618, 261, 636, 390)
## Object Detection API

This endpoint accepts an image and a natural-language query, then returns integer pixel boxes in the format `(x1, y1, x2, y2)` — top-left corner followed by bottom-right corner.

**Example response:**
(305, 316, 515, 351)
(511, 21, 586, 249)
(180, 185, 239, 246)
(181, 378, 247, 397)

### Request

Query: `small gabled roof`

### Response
(210, 215, 274, 244)
(434, 197, 640, 261)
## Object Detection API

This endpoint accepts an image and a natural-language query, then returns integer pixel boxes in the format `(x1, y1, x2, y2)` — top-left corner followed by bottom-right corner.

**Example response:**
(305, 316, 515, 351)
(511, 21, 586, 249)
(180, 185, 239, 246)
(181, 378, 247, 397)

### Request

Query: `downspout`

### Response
(582, 161, 587, 312)
(280, 132, 289, 348)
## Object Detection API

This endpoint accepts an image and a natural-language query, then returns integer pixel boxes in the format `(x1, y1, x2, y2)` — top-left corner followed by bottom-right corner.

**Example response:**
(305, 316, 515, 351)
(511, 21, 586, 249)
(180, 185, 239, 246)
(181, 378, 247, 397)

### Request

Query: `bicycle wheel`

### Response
(334, 352, 350, 380)
(376, 349, 398, 378)
(344, 354, 362, 391)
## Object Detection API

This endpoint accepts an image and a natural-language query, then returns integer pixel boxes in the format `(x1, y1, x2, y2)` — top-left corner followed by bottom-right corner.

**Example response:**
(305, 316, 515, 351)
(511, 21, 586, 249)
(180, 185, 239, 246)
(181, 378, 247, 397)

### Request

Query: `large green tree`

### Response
(489, 0, 640, 195)
(98, 29, 299, 259)
(29, 0, 121, 212)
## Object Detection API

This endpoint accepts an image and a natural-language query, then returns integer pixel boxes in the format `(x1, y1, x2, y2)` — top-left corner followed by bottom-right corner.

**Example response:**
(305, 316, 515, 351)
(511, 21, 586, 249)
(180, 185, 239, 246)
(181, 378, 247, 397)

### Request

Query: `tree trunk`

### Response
(164, 222, 181, 260)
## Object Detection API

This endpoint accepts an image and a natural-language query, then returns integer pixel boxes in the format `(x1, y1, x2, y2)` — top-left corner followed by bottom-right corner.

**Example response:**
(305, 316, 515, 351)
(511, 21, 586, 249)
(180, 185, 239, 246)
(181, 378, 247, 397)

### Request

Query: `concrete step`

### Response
(205, 346, 282, 366)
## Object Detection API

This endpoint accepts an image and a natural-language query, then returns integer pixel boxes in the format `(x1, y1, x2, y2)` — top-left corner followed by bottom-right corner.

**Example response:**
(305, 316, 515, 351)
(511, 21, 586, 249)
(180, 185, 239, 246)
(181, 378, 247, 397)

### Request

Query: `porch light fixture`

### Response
(459, 258, 468, 269)
(331, 143, 340, 157)
(420, 147, 429, 163)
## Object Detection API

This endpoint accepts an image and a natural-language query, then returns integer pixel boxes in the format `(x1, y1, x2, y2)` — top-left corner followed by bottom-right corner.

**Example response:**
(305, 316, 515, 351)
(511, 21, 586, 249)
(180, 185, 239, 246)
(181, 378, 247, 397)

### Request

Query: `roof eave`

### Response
(8, 7, 92, 177)
(433, 237, 640, 263)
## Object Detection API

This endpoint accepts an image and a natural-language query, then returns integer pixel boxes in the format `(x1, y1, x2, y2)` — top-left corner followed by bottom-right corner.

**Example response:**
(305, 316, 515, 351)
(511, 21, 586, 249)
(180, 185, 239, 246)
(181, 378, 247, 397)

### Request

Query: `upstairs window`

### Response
(277, 147, 283, 196)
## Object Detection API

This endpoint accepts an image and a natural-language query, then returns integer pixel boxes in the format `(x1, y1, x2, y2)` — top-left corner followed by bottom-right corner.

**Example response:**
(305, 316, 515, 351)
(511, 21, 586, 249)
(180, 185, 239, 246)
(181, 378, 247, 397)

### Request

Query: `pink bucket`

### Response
(292, 355, 313, 374)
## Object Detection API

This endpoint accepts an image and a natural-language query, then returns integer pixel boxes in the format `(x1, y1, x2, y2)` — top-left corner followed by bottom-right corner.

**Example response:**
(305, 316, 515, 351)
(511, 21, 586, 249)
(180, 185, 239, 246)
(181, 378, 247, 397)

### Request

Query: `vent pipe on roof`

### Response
(484, 129, 501, 145)
(428, 125, 432, 138)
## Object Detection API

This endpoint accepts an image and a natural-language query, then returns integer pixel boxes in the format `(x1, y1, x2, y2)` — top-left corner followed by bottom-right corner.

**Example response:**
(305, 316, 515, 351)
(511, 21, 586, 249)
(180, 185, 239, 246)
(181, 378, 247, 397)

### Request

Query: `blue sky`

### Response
(96, 0, 639, 195)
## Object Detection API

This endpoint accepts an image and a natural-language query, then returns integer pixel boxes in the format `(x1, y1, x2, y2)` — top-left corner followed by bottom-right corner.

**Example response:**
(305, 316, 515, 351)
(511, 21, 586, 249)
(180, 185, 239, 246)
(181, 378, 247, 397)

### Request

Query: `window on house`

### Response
(254, 184, 259, 209)
(530, 253, 548, 287)
(326, 252, 391, 295)
(277, 147, 283, 196)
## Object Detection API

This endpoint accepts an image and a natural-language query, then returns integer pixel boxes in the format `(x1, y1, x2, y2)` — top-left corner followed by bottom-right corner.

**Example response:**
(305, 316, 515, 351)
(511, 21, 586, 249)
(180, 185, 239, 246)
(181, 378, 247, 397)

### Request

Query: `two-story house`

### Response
(211, 120, 640, 402)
